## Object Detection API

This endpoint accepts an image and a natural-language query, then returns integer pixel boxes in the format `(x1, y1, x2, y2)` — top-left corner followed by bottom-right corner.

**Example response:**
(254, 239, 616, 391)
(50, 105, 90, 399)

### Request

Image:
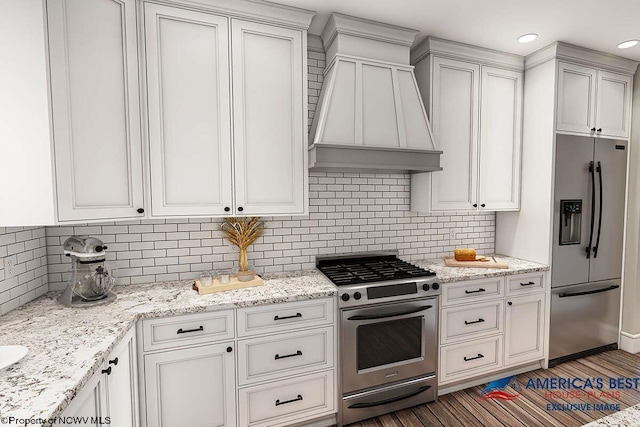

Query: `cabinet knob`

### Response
(591, 127, 596, 132)
(480, 203, 486, 208)
(237, 207, 244, 212)
(224, 207, 230, 212)
(136, 208, 144, 214)
(473, 204, 478, 208)
(508, 301, 513, 306)
(597, 128, 602, 132)
(108, 357, 118, 366)
(101, 366, 112, 375)
(226, 346, 233, 353)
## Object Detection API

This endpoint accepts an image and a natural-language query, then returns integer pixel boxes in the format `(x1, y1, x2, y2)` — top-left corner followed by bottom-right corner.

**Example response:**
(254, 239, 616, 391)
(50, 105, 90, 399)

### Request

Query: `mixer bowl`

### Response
(71, 267, 117, 301)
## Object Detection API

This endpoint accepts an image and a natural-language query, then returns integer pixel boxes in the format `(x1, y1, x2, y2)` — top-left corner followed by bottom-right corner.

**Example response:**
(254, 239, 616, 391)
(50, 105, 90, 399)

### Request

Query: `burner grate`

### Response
(317, 256, 436, 286)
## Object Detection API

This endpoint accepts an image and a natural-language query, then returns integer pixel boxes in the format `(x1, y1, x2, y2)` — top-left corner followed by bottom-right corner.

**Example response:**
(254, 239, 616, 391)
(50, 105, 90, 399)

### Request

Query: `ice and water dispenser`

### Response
(559, 200, 582, 245)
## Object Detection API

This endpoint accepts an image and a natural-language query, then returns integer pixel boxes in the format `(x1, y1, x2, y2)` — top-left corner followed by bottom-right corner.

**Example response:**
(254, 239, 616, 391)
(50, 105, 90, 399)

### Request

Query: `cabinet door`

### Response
(106, 329, 138, 427)
(504, 293, 545, 366)
(62, 368, 108, 425)
(47, 0, 144, 222)
(430, 57, 479, 211)
(145, 4, 233, 216)
(478, 67, 522, 210)
(231, 20, 306, 215)
(595, 70, 632, 138)
(144, 342, 236, 427)
(556, 62, 597, 135)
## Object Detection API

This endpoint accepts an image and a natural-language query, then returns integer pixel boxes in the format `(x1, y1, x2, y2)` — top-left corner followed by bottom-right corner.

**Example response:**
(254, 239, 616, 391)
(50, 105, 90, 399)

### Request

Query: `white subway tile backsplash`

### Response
(0, 226, 48, 315)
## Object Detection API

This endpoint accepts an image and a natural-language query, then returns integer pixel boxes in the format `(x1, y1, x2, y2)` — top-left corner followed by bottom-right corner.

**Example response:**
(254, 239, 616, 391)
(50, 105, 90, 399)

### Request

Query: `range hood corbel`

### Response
(308, 13, 441, 173)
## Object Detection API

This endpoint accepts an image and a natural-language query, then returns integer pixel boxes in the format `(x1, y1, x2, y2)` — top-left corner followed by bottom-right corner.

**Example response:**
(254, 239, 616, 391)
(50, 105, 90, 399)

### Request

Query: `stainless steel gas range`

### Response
(317, 253, 441, 426)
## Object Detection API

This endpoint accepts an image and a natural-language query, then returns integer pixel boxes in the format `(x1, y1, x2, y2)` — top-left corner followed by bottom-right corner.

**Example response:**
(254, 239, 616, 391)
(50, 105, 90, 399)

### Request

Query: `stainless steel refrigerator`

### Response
(549, 134, 627, 365)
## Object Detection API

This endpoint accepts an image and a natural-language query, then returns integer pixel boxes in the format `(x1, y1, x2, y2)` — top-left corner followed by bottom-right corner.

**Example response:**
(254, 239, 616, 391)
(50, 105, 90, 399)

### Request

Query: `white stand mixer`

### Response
(57, 236, 117, 307)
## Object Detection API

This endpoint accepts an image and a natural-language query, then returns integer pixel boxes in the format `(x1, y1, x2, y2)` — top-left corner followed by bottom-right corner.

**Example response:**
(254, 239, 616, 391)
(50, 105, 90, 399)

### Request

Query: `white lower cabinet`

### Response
(504, 293, 545, 366)
(440, 336, 503, 384)
(62, 368, 108, 426)
(143, 342, 236, 427)
(238, 370, 335, 427)
(439, 273, 547, 386)
(62, 328, 139, 426)
(138, 299, 336, 427)
(237, 327, 334, 386)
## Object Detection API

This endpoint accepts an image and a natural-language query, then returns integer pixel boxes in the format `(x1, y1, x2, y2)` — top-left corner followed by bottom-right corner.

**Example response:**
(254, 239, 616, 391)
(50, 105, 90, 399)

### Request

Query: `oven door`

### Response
(341, 298, 437, 394)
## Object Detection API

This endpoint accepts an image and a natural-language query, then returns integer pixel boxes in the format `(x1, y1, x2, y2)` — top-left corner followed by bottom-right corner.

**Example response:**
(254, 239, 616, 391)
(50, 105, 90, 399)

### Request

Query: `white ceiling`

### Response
(274, 0, 640, 61)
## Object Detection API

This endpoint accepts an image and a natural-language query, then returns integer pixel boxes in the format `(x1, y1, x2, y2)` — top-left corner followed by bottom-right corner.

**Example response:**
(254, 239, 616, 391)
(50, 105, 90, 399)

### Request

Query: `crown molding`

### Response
(525, 42, 639, 74)
(411, 36, 524, 71)
(320, 12, 418, 51)
(147, 0, 315, 29)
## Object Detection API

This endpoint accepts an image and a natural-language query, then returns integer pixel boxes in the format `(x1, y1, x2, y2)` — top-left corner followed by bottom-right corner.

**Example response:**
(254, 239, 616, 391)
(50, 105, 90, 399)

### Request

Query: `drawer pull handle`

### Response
(464, 318, 485, 325)
(108, 357, 118, 366)
(275, 350, 303, 360)
(101, 366, 112, 375)
(275, 394, 303, 406)
(465, 288, 486, 294)
(274, 313, 302, 321)
(176, 326, 204, 334)
(464, 353, 484, 362)
(520, 281, 536, 286)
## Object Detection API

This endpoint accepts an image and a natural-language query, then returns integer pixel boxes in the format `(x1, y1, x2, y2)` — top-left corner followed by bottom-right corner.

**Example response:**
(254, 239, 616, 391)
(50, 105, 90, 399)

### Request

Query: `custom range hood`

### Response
(309, 13, 441, 173)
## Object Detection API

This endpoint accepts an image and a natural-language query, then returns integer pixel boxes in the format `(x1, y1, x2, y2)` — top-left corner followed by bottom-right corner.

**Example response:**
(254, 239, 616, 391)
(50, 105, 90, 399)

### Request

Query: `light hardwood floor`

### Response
(345, 350, 640, 426)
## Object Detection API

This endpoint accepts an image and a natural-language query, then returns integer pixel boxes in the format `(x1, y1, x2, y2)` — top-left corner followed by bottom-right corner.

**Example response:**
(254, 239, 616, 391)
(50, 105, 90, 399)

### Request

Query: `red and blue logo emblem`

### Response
(481, 376, 522, 400)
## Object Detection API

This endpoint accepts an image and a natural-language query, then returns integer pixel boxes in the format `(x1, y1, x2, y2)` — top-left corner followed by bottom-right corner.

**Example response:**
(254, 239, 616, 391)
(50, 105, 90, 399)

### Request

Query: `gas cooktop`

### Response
(317, 255, 436, 286)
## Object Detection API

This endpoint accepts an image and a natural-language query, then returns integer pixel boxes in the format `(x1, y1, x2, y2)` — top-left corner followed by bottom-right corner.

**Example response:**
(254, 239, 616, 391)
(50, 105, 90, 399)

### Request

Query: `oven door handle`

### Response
(347, 385, 432, 409)
(347, 305, 432, 321)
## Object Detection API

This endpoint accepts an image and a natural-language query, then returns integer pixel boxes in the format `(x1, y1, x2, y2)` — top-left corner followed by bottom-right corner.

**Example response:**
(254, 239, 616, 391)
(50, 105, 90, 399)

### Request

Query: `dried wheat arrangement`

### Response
(220, 217, 266, 271)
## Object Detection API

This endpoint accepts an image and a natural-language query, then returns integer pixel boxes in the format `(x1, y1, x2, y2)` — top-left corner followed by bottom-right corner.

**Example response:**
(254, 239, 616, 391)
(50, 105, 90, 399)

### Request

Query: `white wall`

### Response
(0, 0, 55, 226)
(621, 66, 640, 337)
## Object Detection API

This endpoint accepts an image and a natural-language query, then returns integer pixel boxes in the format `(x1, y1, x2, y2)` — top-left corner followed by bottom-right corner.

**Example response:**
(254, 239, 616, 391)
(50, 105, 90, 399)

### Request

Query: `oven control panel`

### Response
(337, 278, 440, 308)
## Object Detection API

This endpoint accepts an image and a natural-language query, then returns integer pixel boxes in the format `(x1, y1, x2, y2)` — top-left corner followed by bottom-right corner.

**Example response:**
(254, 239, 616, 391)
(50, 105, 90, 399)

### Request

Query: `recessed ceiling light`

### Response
(617, 40, 639, 49)
(517, 33, 538, 44)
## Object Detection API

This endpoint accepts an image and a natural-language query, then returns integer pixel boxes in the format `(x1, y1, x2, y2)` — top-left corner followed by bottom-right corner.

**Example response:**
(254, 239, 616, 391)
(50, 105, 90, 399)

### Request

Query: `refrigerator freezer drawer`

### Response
(549, 281, 620, 361)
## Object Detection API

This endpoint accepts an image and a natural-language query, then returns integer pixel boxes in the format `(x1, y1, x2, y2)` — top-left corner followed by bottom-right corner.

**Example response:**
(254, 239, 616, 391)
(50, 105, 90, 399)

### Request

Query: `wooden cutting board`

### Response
(444, 256, 509, 269)
(193, 275, 264, 294)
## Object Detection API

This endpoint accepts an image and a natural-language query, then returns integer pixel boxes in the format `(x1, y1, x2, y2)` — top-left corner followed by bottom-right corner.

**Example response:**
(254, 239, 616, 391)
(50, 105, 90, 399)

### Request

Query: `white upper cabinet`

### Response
(595, 70, 633, 138)
(144, 8, 309, 217)
(48, 0, 145, 222)
(557, 61, 633, 139)
(231, 20, 306, 215)
(556, 62, 597, 135)
(411, 38, 523, 212)
(478, 66, 522, 210)
(144, 4, 233, 216)
(430, 57, 479, 211)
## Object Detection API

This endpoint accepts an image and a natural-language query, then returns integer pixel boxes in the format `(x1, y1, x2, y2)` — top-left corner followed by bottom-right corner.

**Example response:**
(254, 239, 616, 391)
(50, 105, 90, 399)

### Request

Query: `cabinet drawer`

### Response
(440, 336, 503, 384)
(507, 273, 545, 295)
(238, 370, 335, 427)
(237, 298, 334, 337)
(441, 301, 503, 344)
(142, 310, 234, 352)
(441, 278, 504, 307)
(238, 327, 334, 385)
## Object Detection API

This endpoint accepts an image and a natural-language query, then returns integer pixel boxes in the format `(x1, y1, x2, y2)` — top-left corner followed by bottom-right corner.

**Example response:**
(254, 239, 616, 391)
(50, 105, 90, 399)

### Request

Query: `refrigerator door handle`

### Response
(593, 161, 603, 258)
(558, 284, 620, 298)
(586, 161, 596, 259)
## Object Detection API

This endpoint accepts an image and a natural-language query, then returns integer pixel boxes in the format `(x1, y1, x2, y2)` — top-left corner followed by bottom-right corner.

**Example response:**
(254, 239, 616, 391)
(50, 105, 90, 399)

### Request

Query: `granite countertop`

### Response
(583, 405, 640, 426)
(0, 270, 336, 423)
(412, 254, 549, 283)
